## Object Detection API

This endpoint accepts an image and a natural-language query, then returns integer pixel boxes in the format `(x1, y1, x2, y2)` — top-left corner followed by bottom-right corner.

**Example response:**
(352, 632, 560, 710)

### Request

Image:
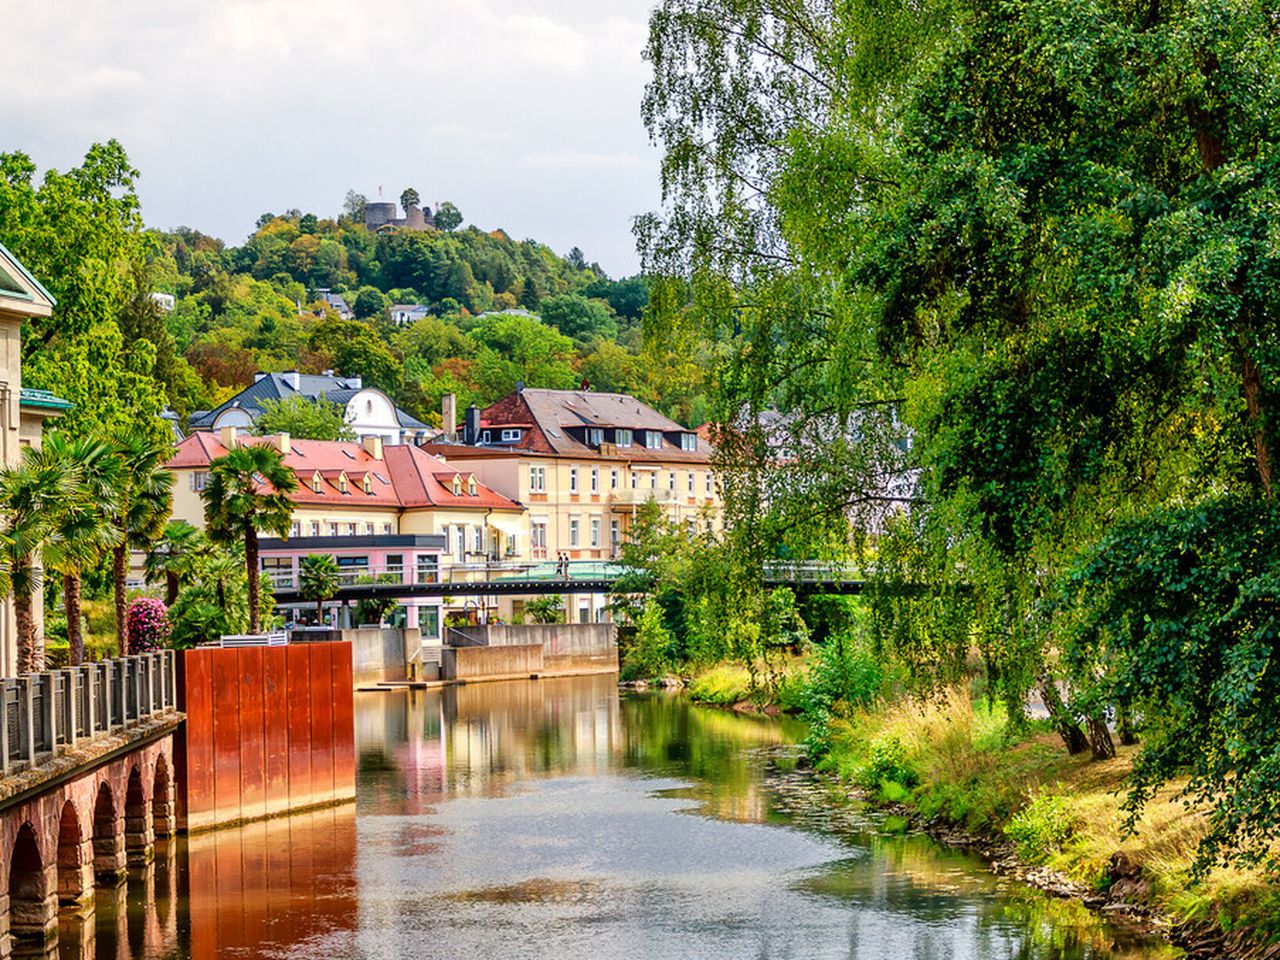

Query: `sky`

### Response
(1, 0, 662, 277)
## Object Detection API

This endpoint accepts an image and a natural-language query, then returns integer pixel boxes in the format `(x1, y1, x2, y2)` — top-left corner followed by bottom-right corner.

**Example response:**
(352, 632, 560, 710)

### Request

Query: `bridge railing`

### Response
(762, 561, 864, 583)
(0, 649, 178, 775)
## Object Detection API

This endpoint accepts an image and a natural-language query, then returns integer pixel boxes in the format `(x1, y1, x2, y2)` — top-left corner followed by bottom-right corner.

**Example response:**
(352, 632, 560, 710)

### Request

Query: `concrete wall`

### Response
(442, 644, 543, 681)
(176, 643, 356, 832)
(444, 623, 618, 676)
(346, 627, 415, 685)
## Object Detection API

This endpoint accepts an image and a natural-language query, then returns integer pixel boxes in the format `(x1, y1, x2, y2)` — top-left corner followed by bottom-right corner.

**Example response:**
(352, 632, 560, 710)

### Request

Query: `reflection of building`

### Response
(189, 370, 430, 446)
(0, 242, 71, 674)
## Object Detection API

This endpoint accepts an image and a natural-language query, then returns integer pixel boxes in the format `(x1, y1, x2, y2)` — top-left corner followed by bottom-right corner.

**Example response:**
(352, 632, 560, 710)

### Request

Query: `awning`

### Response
(486, 512, 525, 538)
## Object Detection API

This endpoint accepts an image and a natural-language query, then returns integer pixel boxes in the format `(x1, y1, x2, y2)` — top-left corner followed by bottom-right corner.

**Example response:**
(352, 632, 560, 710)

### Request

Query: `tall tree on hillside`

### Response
(400, 187, 421, 213)
(41, 435, 123, 664)
(202, 444, 298, 634)
(342, 190, 367, 222)
(0, 454, 74, 672)
(434, 201, 462, 232)
(109, 431, 173, 654)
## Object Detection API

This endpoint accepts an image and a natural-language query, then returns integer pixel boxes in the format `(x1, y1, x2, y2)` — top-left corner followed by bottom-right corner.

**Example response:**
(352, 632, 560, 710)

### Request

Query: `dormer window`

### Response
(311, 471, 323, 494)
(452, 475, 462, 496)
(681, 433, 698, 452)
(361, 474, 373, 495)
(501, 428, 522, 442)
(615, 429, 632, 448)
(337, 473, 349, 494)
(468, 477, 478, 496)
(645, 430, 663, 449)
(586, 428, 603, 446)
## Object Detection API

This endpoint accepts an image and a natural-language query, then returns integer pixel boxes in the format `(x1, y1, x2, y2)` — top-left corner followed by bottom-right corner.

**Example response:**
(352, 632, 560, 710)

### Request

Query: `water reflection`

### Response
(52, 676, 1177, 958)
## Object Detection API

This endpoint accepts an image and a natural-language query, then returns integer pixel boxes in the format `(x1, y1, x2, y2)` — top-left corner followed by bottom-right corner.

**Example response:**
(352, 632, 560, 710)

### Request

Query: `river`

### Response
(52, 674, 1179, 959)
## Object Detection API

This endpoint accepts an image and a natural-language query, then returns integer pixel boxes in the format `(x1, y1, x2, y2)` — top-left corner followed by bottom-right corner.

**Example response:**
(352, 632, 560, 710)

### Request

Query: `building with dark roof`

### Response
(188, 371, 430, 445)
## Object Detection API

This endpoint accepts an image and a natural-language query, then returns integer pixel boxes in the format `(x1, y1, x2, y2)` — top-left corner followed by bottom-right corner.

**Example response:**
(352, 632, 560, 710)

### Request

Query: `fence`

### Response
(0, 650, 178, 774)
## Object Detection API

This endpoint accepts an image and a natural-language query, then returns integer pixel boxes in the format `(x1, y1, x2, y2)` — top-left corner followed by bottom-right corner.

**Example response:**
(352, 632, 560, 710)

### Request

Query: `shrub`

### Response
(856, 734, 918, 791)
(621, 599, 676, 680)
(1004, 792, 1075, 863)
(525, 594, 565, 624)
(127, 597, 172, 652)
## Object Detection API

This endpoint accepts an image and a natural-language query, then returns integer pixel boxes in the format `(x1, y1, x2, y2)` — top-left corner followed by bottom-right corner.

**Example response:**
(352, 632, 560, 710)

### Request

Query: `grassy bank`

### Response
(685, 660, 806, 710)
(818, 690, 1280, 949)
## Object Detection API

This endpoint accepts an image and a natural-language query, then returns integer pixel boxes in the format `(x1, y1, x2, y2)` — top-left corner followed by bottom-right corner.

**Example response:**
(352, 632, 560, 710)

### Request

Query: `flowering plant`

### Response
(126, 597, 173, 653)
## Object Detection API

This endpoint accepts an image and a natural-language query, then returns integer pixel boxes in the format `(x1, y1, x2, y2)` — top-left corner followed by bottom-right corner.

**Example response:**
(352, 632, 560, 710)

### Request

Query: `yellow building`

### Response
(0, 243, 71, 675)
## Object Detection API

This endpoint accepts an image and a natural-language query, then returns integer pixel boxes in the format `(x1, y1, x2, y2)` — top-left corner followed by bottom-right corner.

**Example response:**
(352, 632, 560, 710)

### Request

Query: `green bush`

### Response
(1004, 792, 1075, 863)
(856, 735, 918, 791)
(621, 599, 677, 680)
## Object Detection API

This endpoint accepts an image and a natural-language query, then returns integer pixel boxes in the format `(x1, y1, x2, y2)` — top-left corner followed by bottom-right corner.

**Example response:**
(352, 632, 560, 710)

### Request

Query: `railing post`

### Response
(64, 669, 78, 748)
(0, 679, 11, 773)
(111, 659, 124, 729)
(39, 672, 55, 755)
(16, 676, 34, 764)
(80, 665, 94, 739)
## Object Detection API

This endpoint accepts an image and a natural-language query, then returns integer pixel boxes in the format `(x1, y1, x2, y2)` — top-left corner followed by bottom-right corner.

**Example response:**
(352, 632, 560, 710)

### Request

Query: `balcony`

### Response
(264, 560, 539, 592)
(606, 487, 682, 508)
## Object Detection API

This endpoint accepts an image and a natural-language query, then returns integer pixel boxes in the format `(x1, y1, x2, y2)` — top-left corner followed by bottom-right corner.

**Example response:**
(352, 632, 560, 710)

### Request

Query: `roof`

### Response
(166, 432, 519, 513)
(430, 388, 712, 463)
(0, 241, 56, 311)
(188, 372, 427, 434)
(18, 388, 72, 412)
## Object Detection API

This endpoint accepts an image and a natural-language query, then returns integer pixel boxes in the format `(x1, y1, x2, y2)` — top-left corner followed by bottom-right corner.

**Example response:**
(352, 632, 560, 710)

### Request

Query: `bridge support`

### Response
(6, 825, 57, 950)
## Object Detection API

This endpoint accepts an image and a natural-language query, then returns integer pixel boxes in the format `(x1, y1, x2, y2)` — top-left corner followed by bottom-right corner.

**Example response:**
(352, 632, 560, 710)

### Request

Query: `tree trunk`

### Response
(165, 571, 179, 607)
(246, 529, 260, 634)
(1086, 716, 1116, 761)
(1243, 354, 1273, 497)
(15, 565, 36, 674)
(1040, 675, 1089, 755)
(1117, 705, 1138, 746)
(113, 543, 129, 656)
(64, 572, 84, 667)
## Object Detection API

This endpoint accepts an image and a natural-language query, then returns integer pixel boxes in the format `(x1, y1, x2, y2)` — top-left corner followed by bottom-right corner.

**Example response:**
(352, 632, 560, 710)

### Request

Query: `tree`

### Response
(202, 443, 298, 634)
(299, 554, 340, 622)
(342, 190, 367, 222)
(255, 394, 355, 441)
(434, 201, 462, 232)
(310, 317, 402, 394)
(468, 312, 576, 399)
(353, 285, 388, 319)
(40, 435, 123, 664)
(0, 453, 73, 672)
(400, 187, 420, 213)
(145, 520, 204, 606)
(108, 431, 173, 655)
(538, 294, 617, 343)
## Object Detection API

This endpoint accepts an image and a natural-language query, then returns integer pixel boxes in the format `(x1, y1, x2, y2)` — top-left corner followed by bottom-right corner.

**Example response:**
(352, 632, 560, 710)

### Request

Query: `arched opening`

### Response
(93, 781, 123, 885)
(56, 799, 87, 905)
(124, 766, 152, 864)
(152, 754, 172, 839)
(8, 821, 54, 943)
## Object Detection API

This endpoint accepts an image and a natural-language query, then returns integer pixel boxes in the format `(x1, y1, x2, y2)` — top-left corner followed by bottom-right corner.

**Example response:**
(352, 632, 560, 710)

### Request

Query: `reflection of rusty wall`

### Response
(176, 644, 356, 831)
(187, 805, 358, 958)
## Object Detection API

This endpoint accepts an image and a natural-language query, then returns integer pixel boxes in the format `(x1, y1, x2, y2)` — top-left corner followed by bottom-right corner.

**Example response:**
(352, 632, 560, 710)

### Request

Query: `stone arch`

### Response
(124, 765, 154, 864)
(56, 799, 91, 905)
(152, 753, 173, 839)
(93, 780, 126, 885)
(8, 821, 56, 944)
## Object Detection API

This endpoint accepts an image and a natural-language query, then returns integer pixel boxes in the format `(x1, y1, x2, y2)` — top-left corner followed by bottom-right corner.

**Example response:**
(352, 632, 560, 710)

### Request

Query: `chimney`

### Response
(362, 435, 384, 460)
(442, 393, 457, 441)
(219, 425, 239, 448)
(463, 406, 482, 445)
(277, 432, 291, 455)
(515, 380, 525, 393)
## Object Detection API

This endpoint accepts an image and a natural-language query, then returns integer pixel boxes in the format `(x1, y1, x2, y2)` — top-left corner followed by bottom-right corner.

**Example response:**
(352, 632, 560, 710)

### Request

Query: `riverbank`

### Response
(815, 690, 1280, 959)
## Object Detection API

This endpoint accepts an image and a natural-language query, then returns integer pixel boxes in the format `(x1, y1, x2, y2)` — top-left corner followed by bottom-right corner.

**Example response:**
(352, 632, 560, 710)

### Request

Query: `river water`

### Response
(55, 674, 1179, 959)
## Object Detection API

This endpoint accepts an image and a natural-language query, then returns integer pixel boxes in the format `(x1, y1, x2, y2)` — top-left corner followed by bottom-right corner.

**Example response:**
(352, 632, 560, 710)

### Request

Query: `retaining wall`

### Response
(346, 627, 420, 685)
(441, 644, 543, 681)
(445, 624, 618, 676)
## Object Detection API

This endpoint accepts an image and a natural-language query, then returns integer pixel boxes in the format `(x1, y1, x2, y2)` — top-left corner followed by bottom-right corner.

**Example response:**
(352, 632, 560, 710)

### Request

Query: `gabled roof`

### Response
(383, 444, 521, 510)
(0, 241, 56, 316)
(187, 373, 427, 434)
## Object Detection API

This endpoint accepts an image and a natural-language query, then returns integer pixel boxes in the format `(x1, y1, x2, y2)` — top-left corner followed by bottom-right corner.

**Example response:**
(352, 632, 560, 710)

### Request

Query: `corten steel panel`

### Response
(261, 646, 291, 817)
(330, 643, 356, 800)
(179, 649, 216, 829)
(237, 648, 267, 823)
(210, 650, 243, 826)
(309, 643, 334, 804)
(285, 645, 313, 810)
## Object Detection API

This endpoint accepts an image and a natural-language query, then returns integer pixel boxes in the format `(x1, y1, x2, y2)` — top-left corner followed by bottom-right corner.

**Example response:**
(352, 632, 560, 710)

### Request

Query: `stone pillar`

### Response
(7, 860, 58, 947)
(0, 890, 11, 960)
(56, 838, 94, 908)
(151, 792, 174, 841)
(125, 805, 154, 867)
(92, 819, 127, 886)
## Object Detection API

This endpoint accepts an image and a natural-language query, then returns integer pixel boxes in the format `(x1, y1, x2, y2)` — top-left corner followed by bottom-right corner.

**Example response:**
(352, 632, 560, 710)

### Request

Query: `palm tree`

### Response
(0, 453, 67, 672)
(202, 443, 298, 634)
(109, 432, 173, 654)
(40, 435, 123, 664)
(299, 554, 340, 623)
(145, 520, 203, 606)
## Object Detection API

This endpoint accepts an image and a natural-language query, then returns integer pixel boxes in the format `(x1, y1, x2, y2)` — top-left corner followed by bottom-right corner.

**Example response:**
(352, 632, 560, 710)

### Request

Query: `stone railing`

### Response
(0, 650, 178, 774)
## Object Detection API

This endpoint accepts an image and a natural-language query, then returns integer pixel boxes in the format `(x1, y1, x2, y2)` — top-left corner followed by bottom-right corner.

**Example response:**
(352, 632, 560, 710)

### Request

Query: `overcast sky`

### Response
(1, 0, 662, 277)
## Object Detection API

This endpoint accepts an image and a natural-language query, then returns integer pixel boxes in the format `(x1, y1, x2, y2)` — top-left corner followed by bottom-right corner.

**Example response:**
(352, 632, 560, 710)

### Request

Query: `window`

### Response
(417, 605, 441, 639)
(468, 477, 478, 496)
(531, 520, 548, 558)
(501, 428, 522, 442)
(610, 469, 619, 490)
(669, 472, 676, 491)
(416, 554, 439, 584)
(590, 468, 599, 493)
(688, 472, 695, 494)
(482, 430, 491, 443)
(706, 474, 713, 496)
(338, 474, 349, 494)
(630, 471, 638, 490)
(346, 523, 357, 536)
(328, 522, 339, 537)
(383, 522, 393, 535)
(650, 472, 657, 490)
(190, 472, 209, 491)
(530, 465, 546, 493)
(569, 468, 578, 493)
(290, 521, 301, 537)
(451, 476, 462, 496)
(681, 433, 698, 452)
(454, 527, 465, 561)
(687, 519, 697, 538)
(311, 471, 323, 494)
(473, 525, 484, 553)
(645, 430, 663, 449)
(586, 427, 603, 446)
(590, 517, 600, 548)
(386, 555, 404, 580)
(610, 518, 620, 547)
(364, 522, 375, 535)
(310, 521, 321, 537)
(615, 428, 632, 447)
(569, 517, 580, 548)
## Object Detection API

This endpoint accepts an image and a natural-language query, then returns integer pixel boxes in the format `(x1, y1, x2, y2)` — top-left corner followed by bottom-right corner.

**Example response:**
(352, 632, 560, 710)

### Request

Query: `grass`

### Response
(820, 689, 1280, 945)
(686, 657, 808, 709)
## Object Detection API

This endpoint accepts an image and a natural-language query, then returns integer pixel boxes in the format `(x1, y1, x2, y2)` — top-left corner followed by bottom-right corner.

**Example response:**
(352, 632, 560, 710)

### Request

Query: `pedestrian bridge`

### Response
(0, 651, 181, 957)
